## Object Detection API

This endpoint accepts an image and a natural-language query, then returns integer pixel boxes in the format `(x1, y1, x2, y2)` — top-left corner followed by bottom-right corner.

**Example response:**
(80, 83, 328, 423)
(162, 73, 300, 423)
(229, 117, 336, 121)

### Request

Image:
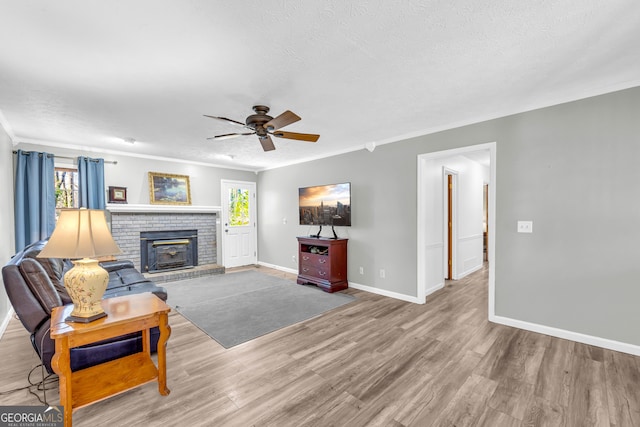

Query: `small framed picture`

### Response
(108, 186, 127, 203)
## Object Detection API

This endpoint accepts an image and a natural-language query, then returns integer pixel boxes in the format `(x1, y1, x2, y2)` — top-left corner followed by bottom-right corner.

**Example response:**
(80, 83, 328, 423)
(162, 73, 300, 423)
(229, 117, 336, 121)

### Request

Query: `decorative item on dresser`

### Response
(297, 236, 348, 293)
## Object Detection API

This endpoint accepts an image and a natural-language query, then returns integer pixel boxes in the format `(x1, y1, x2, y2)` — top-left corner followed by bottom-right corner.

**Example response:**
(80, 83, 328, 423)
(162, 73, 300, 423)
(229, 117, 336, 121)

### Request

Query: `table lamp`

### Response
(38, 209, 122, 323)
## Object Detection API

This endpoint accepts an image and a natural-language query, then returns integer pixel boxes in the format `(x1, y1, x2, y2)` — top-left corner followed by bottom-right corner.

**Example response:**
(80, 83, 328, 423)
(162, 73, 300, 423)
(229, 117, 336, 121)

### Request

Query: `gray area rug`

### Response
(164, 270, 355, 348)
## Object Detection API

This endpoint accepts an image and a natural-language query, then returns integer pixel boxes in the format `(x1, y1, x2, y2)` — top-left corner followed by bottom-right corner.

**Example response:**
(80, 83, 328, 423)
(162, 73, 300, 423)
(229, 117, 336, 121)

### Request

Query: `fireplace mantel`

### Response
(107, 204, 221, 213)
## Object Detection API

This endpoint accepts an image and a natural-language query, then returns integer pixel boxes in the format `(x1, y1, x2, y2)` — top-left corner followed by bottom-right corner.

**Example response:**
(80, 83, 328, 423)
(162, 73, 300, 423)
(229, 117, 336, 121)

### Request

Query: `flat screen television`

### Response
(299, 182, 351, 237)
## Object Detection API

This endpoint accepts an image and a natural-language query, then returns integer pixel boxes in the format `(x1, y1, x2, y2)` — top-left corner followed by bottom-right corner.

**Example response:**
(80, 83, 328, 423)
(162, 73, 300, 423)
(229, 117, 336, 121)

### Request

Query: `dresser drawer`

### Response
(300, 253, 330, 269)
(299, 264, 330, 279)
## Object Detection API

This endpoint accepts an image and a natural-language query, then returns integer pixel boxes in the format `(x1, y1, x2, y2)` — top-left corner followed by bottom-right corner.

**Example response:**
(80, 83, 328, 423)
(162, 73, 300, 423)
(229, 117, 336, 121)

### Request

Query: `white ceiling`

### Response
(1, 1, 639, 171)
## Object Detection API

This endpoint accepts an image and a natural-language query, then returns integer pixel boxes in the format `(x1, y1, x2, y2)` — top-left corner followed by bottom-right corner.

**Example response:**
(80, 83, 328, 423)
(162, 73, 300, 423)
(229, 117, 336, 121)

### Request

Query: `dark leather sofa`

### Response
(2, 239, 168, 373)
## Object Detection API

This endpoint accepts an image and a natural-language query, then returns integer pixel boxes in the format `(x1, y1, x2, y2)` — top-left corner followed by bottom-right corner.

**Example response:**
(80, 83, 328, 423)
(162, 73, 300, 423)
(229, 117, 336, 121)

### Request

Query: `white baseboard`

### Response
(0, 307, 14, 340)
(348, 281, 422, 304)
(257, 262, 640, 356)
(258, 261, 422, 303)
(490, 314, 640, 356)
(424, 281, 444, 300)
(455, 263, 483, 280)
(257, 261, 298, 275)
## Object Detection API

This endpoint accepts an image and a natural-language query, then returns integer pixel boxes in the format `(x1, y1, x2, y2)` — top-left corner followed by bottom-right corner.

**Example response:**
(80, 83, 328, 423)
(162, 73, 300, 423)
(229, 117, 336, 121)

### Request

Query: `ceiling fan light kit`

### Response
(205, 105, 320, 152)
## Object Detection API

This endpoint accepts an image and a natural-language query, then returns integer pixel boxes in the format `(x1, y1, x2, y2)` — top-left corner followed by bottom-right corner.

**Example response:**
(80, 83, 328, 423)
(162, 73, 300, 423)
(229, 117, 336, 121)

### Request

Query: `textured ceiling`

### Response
(1, 1, 639, 171)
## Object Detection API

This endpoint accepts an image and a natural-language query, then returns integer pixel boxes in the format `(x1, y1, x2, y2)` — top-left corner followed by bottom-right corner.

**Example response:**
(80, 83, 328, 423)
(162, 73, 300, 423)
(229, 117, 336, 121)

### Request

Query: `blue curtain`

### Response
(77, 156, 105, 209)
(14, 150, 56, 251)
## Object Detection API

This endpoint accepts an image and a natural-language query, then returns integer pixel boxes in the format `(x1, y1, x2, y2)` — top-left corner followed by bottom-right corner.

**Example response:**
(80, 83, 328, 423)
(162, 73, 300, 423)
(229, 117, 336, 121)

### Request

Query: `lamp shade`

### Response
(38, 209, 122, 259)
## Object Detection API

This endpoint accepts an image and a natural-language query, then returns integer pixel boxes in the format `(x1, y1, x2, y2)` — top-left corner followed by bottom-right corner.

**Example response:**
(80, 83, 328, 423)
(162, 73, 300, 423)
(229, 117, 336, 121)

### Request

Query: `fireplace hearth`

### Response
(140, 230, 198, 273)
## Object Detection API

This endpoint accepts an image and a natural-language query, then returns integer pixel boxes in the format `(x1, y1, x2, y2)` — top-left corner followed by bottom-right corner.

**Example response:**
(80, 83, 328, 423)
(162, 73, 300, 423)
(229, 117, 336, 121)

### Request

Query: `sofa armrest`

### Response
(18, 259, 62, 314)
(2, 265, 50, 334)
(100, 260, 135, 272)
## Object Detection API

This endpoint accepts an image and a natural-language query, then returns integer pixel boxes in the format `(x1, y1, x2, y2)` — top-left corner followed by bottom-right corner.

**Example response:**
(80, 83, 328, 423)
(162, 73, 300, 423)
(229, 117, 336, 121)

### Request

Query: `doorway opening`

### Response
(417, 142, 496, 319)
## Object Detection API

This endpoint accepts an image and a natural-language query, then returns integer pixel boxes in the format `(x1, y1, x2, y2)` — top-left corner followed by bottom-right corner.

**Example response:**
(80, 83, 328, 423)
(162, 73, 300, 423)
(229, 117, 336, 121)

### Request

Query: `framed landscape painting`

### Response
(148, 172, 192, 205)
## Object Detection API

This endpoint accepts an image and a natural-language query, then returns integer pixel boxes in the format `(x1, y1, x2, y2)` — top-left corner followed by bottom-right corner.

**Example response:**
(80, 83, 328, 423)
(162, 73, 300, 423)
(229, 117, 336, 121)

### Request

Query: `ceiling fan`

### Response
(204, 105, 320, 152)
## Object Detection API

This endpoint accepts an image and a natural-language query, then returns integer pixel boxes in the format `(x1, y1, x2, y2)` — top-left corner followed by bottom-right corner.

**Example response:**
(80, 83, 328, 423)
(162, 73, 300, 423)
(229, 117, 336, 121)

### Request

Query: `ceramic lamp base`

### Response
(64, 258, 109, 322)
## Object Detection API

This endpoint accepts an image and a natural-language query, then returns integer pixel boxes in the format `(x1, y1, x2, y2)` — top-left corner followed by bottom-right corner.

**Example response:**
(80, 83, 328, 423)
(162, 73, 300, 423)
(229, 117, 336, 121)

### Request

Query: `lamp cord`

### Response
(38, 322, 67, 406)
(0, 324, 64, 406)
(0, 364, 58, 405)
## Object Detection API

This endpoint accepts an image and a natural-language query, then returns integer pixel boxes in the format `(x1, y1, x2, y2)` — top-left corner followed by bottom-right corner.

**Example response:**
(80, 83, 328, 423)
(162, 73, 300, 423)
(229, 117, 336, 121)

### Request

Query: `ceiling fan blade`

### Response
(207, 132, 255, 141)
(272, 131, 320, 142)
(203, 114, 248, 128)
(264, 110, 301, 130)
(259, 135, 276, 152)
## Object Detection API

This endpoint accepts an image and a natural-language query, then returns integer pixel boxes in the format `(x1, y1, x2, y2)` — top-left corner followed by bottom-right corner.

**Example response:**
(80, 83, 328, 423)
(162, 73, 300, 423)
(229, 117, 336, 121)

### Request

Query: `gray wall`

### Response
(13, 144, 257, 206)
(258, 86, 640, 347)
(0, 124, 16, 329)
(258, 146, 421, 296)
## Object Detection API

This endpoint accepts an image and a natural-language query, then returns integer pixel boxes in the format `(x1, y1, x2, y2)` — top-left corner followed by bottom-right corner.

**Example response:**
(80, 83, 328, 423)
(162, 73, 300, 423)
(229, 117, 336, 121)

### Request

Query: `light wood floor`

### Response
(1, 265, 639, 426)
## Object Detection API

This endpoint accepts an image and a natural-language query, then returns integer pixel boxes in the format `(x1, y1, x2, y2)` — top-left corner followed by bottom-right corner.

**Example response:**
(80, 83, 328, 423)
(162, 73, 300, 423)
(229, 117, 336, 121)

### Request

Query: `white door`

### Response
(221, 180, 257, 268)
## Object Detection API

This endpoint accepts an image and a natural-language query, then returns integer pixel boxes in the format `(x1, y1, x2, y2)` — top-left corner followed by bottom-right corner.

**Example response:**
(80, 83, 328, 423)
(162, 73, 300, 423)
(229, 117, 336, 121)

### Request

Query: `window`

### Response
(55, 167, 79, 212)
(228, 187, 250, 226)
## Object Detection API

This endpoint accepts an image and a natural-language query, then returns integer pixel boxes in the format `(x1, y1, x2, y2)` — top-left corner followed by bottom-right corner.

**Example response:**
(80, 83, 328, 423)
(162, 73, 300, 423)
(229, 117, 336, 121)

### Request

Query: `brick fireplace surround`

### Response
(107, 204, 223, 282)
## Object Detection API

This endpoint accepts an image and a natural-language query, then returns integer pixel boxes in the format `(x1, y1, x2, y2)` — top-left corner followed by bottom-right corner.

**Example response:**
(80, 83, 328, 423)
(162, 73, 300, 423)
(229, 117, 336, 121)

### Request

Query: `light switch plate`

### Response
(517, 220, 533, 233)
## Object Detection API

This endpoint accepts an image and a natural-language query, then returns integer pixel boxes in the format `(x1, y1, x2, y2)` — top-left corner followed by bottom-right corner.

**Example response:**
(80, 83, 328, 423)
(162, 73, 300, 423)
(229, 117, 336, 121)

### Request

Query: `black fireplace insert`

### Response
(140, 230, 198, 273)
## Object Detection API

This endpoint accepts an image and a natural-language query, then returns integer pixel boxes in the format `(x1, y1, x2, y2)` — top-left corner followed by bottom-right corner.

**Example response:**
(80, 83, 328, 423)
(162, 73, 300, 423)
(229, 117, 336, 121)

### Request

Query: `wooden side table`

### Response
(50, 293, 171, 427)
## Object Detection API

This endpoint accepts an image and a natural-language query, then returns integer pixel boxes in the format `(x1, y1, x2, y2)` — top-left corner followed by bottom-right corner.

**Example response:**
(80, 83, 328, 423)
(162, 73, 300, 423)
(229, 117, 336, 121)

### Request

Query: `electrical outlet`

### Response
(282, 217, 287, 225)
(359, 267, 364, 275)
(379, 269, 386, 279)
(517, 220, 533, 233)
(292, 255, 296, 263)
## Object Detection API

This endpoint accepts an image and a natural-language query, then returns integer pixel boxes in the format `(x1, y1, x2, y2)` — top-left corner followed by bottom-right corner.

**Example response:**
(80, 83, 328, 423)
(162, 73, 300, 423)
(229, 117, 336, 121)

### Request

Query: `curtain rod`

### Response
(13, 151, 117, 165)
